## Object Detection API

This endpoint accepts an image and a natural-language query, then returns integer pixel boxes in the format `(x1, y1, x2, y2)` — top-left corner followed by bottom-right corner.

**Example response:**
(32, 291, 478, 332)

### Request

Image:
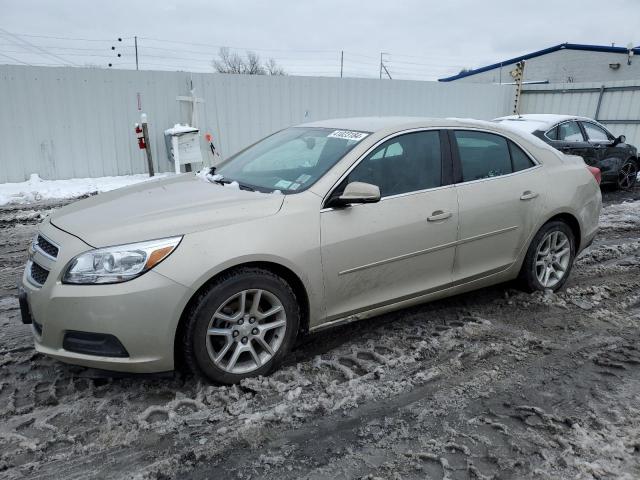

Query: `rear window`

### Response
(557, 122, 584, 142)
(455, 131, 536, 182)
(455, 131, 512, 181)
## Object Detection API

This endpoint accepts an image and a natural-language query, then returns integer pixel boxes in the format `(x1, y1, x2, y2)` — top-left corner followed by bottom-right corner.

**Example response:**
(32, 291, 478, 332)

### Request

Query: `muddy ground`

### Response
(1, 187, 639, 480)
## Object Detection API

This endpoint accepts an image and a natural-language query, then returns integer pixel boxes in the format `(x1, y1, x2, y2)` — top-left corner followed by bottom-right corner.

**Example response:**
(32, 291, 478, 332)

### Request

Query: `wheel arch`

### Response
(173, 261, 311, 369)
(545, 212, 581, 251)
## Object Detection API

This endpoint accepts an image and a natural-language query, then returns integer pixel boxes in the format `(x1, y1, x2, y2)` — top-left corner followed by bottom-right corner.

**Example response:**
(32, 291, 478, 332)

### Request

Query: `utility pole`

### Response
(340, 50, 343, 78)
(379, 53, 391, 80)
(134, 36, 139, 70)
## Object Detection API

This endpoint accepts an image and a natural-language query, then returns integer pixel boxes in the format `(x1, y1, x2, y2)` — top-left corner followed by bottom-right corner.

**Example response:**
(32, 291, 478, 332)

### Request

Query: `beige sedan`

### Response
(19, 117, 601, 383)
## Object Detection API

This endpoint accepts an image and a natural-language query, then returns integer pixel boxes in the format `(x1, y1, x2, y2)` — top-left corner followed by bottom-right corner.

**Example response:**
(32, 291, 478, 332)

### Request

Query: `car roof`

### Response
(299, 116, 506, 133)
(493, 114, 594, 134)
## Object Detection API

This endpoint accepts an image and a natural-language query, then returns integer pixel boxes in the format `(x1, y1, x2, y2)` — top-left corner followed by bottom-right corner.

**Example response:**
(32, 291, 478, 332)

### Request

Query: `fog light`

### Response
(63, 331, 129, 358)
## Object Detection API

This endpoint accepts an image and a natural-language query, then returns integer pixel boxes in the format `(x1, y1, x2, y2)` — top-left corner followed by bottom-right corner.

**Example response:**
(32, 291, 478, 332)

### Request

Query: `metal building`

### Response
(439, 43, 640, 84)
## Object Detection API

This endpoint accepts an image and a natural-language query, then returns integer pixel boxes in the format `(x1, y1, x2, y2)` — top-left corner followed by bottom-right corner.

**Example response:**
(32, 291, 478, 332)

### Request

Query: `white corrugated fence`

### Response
(521, 80, 640, 146)
(0, 65, 515, 183)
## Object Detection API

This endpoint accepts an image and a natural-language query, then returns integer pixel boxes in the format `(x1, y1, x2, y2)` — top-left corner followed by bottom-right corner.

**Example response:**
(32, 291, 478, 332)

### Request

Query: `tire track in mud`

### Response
(0, 191, 639, 479)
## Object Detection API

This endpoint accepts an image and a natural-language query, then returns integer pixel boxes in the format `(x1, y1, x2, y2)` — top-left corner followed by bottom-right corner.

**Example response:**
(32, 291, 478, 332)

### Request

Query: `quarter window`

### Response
(557, 121, 584, 142)
(509, 141, 536, 172)
(347, 131, 442, 197)
(582, 122, 611, 142)
(545, 126, 559, 140)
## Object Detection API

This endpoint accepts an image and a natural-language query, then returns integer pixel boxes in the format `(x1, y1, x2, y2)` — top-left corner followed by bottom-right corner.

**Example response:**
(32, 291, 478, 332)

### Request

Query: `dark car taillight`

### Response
(587, 165, 601, 185)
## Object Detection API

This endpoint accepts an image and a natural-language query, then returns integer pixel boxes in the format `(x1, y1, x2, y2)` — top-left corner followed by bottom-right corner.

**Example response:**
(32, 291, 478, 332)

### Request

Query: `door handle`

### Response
(427, 210, 452, 222)
(520, 190, 539, 201)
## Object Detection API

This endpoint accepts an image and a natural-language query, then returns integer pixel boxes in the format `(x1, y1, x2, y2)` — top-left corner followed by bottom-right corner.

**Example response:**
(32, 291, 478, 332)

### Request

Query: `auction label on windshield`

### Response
(327, 130, 369, 141)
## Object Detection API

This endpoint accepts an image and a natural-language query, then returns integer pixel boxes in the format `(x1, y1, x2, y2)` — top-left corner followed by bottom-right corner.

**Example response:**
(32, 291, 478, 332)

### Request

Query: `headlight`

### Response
(63, 236, 182, 284)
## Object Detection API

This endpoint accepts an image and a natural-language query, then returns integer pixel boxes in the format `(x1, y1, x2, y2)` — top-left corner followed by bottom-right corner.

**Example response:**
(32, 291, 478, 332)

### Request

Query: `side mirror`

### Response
(612, 134, 626, 146)
(327, 181, 381, 208)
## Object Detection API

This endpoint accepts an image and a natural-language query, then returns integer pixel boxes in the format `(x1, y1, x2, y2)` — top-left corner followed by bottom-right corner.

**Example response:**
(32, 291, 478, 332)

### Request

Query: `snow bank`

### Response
(599, 200, 640, 231)
(0, 173, 173, 206)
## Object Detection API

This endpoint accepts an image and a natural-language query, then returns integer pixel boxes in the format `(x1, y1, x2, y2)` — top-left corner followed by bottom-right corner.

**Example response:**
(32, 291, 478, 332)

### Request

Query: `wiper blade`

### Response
(211, 175, 255, 191)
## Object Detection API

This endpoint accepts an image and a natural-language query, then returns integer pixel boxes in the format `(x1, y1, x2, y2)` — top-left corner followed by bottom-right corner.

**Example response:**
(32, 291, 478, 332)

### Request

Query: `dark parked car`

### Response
(494, 114, 638, 189)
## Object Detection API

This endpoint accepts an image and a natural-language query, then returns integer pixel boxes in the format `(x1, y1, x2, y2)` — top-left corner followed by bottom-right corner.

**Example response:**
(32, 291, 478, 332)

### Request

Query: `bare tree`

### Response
(265, 57, 286, 76)
(212, 47, 286, 75)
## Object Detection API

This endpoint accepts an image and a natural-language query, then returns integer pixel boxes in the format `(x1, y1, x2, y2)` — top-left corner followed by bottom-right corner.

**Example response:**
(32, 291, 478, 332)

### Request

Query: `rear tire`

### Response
(519, 221, 576, 292)
(182, 267, 300, 384)
(617, 159, 638, 190)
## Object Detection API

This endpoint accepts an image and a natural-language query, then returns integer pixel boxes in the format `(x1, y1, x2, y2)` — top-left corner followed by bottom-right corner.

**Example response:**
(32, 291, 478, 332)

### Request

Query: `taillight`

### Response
(587, 165, 601, 185)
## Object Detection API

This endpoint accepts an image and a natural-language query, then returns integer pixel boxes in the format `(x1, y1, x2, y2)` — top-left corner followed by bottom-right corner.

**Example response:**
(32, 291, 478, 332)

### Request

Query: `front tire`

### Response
(519, 221, 576, 292)
(183, 267, 300, 384)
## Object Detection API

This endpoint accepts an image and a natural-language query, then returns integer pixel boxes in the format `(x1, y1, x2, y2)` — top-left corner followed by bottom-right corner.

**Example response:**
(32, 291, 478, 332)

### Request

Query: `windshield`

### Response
(216, 127, 369, 193)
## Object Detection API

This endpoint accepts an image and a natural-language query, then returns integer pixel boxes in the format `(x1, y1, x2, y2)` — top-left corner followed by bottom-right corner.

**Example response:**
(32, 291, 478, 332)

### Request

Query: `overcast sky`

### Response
(1, 0, 639, 80)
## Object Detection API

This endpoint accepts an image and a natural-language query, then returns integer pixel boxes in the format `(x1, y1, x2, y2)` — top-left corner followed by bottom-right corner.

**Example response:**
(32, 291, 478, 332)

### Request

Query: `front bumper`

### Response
(21, 221, 192, 373)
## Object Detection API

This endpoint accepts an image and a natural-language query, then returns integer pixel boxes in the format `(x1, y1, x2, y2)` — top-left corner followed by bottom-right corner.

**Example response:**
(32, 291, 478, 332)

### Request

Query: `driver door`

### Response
(320, 130, 458, 322)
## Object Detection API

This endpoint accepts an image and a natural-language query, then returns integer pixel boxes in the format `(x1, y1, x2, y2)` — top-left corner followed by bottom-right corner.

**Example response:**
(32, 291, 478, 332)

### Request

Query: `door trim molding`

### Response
(314, 263, 511, 330)
(338, 225, 518, 276)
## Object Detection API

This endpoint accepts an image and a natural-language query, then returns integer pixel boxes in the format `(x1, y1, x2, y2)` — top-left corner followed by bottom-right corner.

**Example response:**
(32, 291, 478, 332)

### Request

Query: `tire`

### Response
(519, 220, 576, 293)
(182, 267, 300, 384)
(617, 159, 638, 191)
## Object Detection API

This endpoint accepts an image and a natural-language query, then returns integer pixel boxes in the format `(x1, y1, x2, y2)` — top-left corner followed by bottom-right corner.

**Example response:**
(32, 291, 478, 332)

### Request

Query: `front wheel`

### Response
(182, 268, 300, 384)
(519, 221, 576, 292)
(617, 160, 638, 190)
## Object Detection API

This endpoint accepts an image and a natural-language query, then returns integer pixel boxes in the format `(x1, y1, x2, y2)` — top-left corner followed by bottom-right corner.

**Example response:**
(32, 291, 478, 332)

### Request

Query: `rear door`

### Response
(451, 130, 546, 282)
(546, 120, 592, 161)
(320, 130, 458, 321)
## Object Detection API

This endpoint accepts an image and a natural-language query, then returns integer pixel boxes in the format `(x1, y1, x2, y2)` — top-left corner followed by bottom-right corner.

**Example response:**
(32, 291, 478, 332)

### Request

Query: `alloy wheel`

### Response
(618, 161, 638, 190)
(535, 231, 571, 289)
(205, 289, 286, 374)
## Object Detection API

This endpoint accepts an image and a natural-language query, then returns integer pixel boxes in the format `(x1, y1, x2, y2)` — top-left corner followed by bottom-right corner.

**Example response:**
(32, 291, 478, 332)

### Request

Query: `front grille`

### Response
(36, 235, 59, 258)
(30, 262, 49, 286)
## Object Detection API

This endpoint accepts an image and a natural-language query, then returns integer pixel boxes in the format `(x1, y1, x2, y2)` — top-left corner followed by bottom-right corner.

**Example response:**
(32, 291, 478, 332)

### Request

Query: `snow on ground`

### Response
(599, 199, 640, 231)
(0, 173, 174, 206)
(0, 189, 638, 479)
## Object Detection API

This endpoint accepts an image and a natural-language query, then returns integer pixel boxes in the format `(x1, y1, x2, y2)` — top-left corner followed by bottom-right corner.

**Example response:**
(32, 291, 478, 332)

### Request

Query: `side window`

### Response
(509, 141, 536, 172)
(582, 122, 611, 142)
(347, 131, 442, 197)
(454, 131, 511, 181)
(557, 121, 584, 142)
(545, 126, 559, 140)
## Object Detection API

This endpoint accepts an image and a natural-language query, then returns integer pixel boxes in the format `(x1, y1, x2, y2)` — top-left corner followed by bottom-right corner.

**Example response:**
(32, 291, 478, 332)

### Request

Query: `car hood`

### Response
(49, 174, 285, 247)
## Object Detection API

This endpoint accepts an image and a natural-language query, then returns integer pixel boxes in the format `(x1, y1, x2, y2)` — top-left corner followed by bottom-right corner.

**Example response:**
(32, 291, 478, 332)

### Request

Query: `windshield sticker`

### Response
(289, 182, 301, 190)
(295, 174, 312, 184)
(274, 179, 292, 189)
(327, 130, 369, 142)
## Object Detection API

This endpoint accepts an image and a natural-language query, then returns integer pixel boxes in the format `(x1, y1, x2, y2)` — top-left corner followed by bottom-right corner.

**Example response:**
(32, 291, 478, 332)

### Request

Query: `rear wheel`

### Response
(183, 267, 300, 384)
(519, 221, 575, 292)
(617, 160, 638, 190)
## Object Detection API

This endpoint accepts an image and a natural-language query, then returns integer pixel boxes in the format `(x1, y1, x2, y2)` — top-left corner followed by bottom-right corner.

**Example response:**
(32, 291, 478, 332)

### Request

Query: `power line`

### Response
(0, 28, 78, 66)
(0, 31, 464, 80)
(137, 36, 336, 54)
(7, 32, 131, 42)
(0, 51, 31, 65)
